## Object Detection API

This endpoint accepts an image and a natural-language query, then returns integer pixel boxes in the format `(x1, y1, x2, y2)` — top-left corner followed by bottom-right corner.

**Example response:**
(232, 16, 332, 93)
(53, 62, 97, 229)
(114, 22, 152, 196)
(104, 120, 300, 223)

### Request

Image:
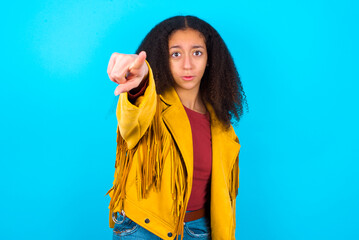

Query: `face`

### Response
(168, 28, 208, 94)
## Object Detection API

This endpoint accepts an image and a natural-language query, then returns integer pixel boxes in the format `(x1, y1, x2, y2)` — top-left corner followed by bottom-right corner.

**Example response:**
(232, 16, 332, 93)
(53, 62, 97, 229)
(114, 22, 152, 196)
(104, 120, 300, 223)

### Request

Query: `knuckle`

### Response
(110, 72, 118, 80)
(111, 52, 120, 58)
(108, 76, 115, 82)
(111, 70, 124, 79)
(110, 75, 123, 84)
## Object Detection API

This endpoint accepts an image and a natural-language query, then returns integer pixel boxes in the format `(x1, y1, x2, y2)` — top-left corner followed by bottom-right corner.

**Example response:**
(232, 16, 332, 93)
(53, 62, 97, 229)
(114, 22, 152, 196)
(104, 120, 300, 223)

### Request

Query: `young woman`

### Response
(106, 15, 246, 240)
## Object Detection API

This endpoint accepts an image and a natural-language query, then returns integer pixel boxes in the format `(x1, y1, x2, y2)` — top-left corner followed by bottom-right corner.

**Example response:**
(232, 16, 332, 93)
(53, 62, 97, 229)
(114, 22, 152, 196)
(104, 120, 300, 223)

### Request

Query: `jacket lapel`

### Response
(160, 88, 194, 177)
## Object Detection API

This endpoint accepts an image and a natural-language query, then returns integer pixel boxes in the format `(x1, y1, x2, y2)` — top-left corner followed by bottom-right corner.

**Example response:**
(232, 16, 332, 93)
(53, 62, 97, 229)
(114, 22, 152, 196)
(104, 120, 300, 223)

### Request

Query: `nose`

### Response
(183, 54, 193, 70)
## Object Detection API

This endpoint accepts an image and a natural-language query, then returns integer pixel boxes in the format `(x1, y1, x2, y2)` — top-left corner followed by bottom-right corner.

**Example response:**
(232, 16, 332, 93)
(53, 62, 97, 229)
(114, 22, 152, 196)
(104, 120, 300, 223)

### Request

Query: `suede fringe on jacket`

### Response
(106, 96, 190, 237)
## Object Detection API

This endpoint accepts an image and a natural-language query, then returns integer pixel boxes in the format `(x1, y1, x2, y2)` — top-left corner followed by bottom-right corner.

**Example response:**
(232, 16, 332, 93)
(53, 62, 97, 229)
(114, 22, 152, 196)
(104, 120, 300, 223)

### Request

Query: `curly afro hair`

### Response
(136, 15, 247, 127)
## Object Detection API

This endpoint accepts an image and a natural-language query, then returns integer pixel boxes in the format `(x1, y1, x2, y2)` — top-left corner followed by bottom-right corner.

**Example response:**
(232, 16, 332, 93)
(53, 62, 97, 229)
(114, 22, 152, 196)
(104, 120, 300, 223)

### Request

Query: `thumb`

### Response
(114, 80, 139, 96)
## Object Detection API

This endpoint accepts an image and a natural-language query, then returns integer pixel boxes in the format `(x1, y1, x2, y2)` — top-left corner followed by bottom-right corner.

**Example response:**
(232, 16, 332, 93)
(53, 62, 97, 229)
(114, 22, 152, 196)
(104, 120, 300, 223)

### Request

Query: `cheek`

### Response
(200, 60, 207, 73)
(169, 61, 179, 75)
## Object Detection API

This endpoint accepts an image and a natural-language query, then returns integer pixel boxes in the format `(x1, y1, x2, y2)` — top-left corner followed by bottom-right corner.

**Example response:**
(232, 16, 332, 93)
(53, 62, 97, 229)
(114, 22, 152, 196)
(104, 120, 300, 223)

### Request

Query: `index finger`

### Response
(129, 51, 147, 71)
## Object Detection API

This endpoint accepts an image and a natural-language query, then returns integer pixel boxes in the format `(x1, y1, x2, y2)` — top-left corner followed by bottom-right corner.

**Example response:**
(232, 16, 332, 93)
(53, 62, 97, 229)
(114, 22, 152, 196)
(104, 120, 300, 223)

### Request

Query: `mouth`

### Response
(181, 76, 194, 81)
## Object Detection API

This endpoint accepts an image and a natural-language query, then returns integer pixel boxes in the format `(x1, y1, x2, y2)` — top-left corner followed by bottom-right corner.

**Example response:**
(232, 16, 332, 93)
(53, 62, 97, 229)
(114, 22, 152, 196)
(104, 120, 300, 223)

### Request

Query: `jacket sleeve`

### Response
(116, 62, 157, 149)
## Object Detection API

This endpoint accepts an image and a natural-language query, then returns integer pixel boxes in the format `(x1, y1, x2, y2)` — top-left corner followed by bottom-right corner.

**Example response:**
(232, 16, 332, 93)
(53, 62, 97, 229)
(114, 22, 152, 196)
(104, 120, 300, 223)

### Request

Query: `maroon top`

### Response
(184, 106, 212, 211)
(128, 78, 212, 211)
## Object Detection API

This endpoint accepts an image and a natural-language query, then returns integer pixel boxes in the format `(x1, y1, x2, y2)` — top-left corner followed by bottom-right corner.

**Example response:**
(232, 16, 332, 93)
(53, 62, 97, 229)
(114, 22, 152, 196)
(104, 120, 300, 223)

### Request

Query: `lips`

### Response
(182, 76, 194, 81)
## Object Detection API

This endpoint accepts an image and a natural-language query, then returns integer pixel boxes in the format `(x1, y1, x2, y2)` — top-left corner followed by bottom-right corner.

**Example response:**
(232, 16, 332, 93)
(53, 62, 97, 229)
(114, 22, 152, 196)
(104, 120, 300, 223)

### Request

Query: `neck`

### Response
(175, 87, 206, 114)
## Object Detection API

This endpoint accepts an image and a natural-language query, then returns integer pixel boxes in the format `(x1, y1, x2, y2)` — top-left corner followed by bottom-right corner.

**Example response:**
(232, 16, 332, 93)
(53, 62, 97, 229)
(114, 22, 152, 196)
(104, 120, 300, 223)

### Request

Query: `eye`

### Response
(193, 51, 202, 56)
(171, 52, 181, 58)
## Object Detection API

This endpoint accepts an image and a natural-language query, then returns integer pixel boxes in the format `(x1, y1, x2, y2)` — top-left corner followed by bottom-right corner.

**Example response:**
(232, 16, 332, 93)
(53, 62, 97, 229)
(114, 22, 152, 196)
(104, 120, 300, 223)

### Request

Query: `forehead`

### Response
(168, 28, 206, 47)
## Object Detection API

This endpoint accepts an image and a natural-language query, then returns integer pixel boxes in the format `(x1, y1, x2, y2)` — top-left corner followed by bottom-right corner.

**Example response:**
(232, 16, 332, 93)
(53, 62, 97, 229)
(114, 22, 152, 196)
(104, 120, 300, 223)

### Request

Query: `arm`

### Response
(107, 51, 157, 149)
(116, 62, 157, 149)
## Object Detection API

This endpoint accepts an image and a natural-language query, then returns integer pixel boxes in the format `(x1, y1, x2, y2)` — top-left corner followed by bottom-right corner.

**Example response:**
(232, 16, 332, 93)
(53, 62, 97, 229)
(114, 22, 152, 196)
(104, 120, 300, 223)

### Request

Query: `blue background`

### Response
(1, 0, 358, 239)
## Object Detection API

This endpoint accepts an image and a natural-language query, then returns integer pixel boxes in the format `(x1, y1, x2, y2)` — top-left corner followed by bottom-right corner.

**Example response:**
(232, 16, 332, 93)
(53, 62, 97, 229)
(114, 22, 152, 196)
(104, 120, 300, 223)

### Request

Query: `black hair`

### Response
(136, 15, 247, 127)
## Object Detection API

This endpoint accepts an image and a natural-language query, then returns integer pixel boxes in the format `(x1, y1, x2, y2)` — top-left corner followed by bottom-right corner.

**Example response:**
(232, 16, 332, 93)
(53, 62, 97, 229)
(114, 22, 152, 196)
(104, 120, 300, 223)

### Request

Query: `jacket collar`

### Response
(159, 87, 180, 106)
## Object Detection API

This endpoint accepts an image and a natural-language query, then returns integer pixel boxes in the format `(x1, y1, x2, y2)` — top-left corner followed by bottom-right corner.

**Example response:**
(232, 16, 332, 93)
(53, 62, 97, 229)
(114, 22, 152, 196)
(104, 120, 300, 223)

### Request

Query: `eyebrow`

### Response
(169, 45, 205, 49)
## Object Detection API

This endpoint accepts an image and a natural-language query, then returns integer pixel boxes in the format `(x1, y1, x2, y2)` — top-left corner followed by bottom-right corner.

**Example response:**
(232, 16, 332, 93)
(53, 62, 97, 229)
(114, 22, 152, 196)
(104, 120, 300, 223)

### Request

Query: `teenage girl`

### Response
(107, 15, 246, 240)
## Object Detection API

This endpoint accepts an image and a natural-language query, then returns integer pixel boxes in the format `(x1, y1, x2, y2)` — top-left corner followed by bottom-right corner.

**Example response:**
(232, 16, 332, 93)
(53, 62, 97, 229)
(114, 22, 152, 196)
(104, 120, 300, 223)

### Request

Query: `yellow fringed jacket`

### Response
(107, 64, 241, 240)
